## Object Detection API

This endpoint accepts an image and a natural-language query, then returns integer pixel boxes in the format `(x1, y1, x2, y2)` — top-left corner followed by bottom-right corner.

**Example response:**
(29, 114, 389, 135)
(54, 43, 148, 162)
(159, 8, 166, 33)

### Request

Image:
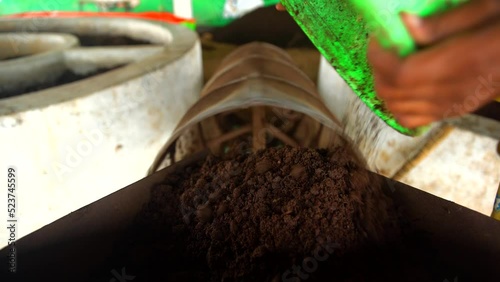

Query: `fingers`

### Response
(376, 80, 496, 127)
(376, 83, 465, 113)
(385, 100, 451, 116)
(371, 25, 497, 87)
(376, 87, 456, 105)
(276, 3, 286, 11)
(386, 99, 445, 127)
(373, 74, 476, 127)
(376, 87, 455, 128)
(368, 0, 500, 128)
(402, 0, 500, 46)
(394, 115, 440, 129)
(367, 39, 402, 84)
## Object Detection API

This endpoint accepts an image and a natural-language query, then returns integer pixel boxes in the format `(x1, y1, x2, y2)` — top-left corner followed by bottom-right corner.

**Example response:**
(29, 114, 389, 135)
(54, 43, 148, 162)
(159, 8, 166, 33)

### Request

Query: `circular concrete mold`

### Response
(0, 17, 202, 246)
(0, 33, 79, 96)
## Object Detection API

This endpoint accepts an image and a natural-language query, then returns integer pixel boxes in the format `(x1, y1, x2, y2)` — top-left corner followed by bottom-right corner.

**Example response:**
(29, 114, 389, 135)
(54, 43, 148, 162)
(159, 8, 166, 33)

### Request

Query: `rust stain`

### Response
(379, 151, 390, 163)
(378, 168, 388, 176)
(148, 107, 163, 132)
(387, 139, 396, 147)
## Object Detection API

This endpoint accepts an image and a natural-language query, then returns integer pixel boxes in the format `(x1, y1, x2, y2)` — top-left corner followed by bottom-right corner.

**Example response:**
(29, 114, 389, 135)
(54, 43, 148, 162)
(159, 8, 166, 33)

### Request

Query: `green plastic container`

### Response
(0, 0, 280, 27)
(0, 0, 168, 14)
(281, 0, 467, 136)
(350, 0, 467, 56)
(187, 0, 280, 27)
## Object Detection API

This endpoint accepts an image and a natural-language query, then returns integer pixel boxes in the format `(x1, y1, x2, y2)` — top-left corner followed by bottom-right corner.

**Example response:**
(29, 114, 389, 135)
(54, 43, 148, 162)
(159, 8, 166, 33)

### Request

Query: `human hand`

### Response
(369, 0, 500, 128)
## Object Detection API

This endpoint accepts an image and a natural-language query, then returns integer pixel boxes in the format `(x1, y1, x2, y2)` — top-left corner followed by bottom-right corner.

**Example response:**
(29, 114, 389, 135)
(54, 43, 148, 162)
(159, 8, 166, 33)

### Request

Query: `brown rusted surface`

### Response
(202, 42, 317, 98)
(201, 38, 321, 85)
(251, 107, 266, 151)
(149, 42, 354, 174)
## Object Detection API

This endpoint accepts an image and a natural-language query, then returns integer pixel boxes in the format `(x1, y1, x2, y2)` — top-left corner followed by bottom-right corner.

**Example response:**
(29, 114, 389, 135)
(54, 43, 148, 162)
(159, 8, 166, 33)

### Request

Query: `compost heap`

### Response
(185, 146, 392, 279)
(125, 146, 395, 281)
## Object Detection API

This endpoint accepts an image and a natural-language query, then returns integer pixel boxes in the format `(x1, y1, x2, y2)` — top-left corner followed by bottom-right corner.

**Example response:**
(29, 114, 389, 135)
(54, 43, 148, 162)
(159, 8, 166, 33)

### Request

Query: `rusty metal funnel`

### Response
(149, 42, 360, 174)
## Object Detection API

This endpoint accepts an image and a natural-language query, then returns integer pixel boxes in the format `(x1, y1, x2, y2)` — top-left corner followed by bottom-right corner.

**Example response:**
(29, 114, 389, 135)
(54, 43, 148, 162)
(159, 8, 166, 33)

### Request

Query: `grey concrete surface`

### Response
(0, 33, 79, 95)
(0, 17, 203, 248)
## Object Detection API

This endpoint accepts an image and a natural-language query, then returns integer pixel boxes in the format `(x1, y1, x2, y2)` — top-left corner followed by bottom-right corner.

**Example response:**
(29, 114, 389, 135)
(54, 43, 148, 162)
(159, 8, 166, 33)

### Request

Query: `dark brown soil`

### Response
(97, 146, 433, 282)
(180, 147, 391, 281)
